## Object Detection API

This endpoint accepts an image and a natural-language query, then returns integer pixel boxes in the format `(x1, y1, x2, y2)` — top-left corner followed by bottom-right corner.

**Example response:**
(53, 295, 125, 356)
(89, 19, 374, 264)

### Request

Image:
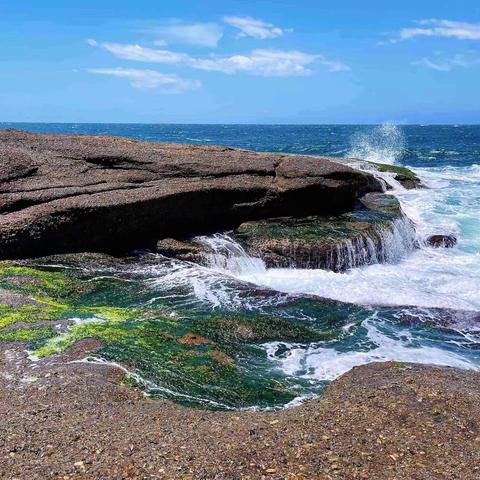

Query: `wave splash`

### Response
(349, 123, 406, 165)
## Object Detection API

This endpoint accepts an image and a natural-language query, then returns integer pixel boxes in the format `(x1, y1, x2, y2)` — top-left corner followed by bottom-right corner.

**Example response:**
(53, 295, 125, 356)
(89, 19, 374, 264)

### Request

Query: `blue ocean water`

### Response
(2, 122, 480, 407)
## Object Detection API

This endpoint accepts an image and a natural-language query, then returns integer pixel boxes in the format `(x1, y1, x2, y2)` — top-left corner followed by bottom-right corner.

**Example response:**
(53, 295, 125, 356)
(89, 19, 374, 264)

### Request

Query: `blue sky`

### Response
(1, 0, 480, 123)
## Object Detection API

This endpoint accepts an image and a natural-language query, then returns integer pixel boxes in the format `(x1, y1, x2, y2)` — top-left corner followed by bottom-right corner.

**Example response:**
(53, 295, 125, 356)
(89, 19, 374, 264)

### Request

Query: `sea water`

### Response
(3, 122, 480, 406)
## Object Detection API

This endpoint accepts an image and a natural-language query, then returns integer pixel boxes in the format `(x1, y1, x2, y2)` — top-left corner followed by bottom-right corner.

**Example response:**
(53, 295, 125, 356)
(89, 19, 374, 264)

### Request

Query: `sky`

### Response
(1, 0, 480, 124)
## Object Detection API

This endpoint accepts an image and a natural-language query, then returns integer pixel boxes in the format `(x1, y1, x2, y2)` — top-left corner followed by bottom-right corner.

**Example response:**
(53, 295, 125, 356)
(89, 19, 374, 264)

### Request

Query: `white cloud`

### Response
(88, 40, 349, 76)
(155, 23, 224, 47)
(412, 53, 480, 71)
(318, 58, 351, 72)
(88, 68, 201, 92)
(395, 19, 480, 42)
(97, 42, 189, 64)
(223, 16, 289, 39)
(191, 49, 349, 75)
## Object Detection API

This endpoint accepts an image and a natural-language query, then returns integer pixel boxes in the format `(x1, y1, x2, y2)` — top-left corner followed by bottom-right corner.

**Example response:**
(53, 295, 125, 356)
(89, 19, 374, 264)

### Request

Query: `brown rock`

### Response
(426, 234, 457, 248)
(210, 350, 237, 368)
(155, 238, 210, 263)
(0, 129, 381, 259)
(178, 333, 215, 346)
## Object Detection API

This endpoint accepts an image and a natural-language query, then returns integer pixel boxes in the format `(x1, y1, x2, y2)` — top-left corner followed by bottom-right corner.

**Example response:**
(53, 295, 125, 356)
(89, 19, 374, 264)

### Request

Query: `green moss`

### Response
(0, 259, 342, 409)
(32, 316, 296, 408)
(77, 306, 138, 321)
(0, 325, 56, 342)
(190, 315, 334, 344)
(0, 263, 88, 300)
(0, 303, 68, 329)
(367, 161, 419, 183)
(33, 316, 155, 357)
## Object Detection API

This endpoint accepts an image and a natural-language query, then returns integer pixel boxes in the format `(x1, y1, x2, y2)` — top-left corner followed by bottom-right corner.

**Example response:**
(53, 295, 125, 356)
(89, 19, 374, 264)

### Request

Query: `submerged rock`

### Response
(426, 234, 457, 248)
(0, 257, 334, 409)
(0, 129, 382, 260)
(233, 193, 416, 271)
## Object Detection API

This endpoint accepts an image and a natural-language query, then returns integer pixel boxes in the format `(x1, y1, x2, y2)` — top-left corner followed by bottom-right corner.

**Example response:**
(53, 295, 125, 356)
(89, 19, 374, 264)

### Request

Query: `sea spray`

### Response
(195, 233, 267, 275)
(349, 123, 406, 165)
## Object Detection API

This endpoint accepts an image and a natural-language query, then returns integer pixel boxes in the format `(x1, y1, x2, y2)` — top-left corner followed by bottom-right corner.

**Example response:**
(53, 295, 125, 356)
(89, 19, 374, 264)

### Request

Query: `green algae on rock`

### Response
(189, 315, 334, 344)
(32, 316, 303, 409)
(366, 161, 422, 189)
(0, 325, 56, 342)
(233, 193, 416, 271)
(0, 259, 334, 409)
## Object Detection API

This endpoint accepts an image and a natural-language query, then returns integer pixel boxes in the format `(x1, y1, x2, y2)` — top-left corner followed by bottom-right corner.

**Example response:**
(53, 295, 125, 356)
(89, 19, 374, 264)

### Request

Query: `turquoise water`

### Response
(2, 122, 480, 408)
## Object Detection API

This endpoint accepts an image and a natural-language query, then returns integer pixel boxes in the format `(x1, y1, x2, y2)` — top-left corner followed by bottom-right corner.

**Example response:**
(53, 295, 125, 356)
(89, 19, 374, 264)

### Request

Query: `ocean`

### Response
(2, 122, 479, 408)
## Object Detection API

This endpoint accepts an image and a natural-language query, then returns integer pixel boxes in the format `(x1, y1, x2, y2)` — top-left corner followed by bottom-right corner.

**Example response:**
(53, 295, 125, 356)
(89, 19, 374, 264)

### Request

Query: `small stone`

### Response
(426, 234, 457, 248)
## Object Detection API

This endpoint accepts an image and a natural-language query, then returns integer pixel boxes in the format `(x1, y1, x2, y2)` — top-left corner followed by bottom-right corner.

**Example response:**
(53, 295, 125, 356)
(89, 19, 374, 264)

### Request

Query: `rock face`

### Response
(233, 193, 416, 271)
(0, 129, 382, 259)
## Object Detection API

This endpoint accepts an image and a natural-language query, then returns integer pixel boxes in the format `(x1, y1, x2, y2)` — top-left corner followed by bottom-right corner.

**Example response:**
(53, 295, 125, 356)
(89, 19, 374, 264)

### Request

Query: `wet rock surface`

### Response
(233, 193, 415, 270)
(0, 258, 335, 409)
(427, 234, 457, 248)
(155, 238, 211, 263)
(366, 161, 423, 189)
(0, 129, 382, 260)
(1, 349, 479, 480)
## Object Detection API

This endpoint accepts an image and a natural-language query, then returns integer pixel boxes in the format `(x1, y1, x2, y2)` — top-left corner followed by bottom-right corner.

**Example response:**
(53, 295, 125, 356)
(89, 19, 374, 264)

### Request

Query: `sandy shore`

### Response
(1, 342, 479, 480)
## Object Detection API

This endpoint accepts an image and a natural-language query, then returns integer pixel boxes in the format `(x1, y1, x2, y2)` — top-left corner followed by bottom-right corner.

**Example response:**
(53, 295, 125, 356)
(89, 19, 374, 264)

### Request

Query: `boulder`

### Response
(0, 130, 382, 259)
(233, 193, 416, 271)
(426, 234, 457, 248)
(155, 238, 211, 263)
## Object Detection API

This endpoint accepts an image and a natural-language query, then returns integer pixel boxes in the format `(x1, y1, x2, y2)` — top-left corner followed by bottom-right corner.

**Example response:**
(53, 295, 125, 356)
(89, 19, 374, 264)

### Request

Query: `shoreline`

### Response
(2, 342, 480, 479)
(1, 128, 479, 477)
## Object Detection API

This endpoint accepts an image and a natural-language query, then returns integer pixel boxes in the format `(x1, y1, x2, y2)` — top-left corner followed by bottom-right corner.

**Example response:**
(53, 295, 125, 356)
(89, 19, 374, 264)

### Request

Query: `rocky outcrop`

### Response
(0, 129, 382, 259)
(233, 193, 416, 271)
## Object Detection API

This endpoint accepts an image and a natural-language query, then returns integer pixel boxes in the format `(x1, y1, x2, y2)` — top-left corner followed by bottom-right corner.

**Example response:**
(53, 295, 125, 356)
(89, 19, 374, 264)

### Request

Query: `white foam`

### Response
(264, 318, 477, 382)
(233, 161, 480, 311)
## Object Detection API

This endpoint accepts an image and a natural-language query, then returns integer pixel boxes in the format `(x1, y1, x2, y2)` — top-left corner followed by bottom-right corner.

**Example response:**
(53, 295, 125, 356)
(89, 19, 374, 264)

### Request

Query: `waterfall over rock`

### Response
(231, 193, 417, 272)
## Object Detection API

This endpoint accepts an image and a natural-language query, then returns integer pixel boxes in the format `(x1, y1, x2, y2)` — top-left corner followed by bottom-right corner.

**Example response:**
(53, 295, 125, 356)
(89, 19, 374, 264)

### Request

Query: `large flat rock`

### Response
(0, 129, 381, 259)
(1, 346, 479, 479)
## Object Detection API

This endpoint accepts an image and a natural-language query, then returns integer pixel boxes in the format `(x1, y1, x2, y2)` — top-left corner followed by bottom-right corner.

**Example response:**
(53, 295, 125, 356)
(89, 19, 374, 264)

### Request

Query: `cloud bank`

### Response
(396, 19, 480, 42)
(154, 22, 224, 48)
(89, 40, 349, 77)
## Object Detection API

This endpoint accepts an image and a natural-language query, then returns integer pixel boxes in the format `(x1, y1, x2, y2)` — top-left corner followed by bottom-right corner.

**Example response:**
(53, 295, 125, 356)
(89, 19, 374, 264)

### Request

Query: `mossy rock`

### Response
(234, 193, 410, 271)
(32, 316, 298, 409)
(0, 259, 342, 409)
(0, 325, 56, 343)
(367, 161, 422, 189)
(189, 315, 334, 344)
